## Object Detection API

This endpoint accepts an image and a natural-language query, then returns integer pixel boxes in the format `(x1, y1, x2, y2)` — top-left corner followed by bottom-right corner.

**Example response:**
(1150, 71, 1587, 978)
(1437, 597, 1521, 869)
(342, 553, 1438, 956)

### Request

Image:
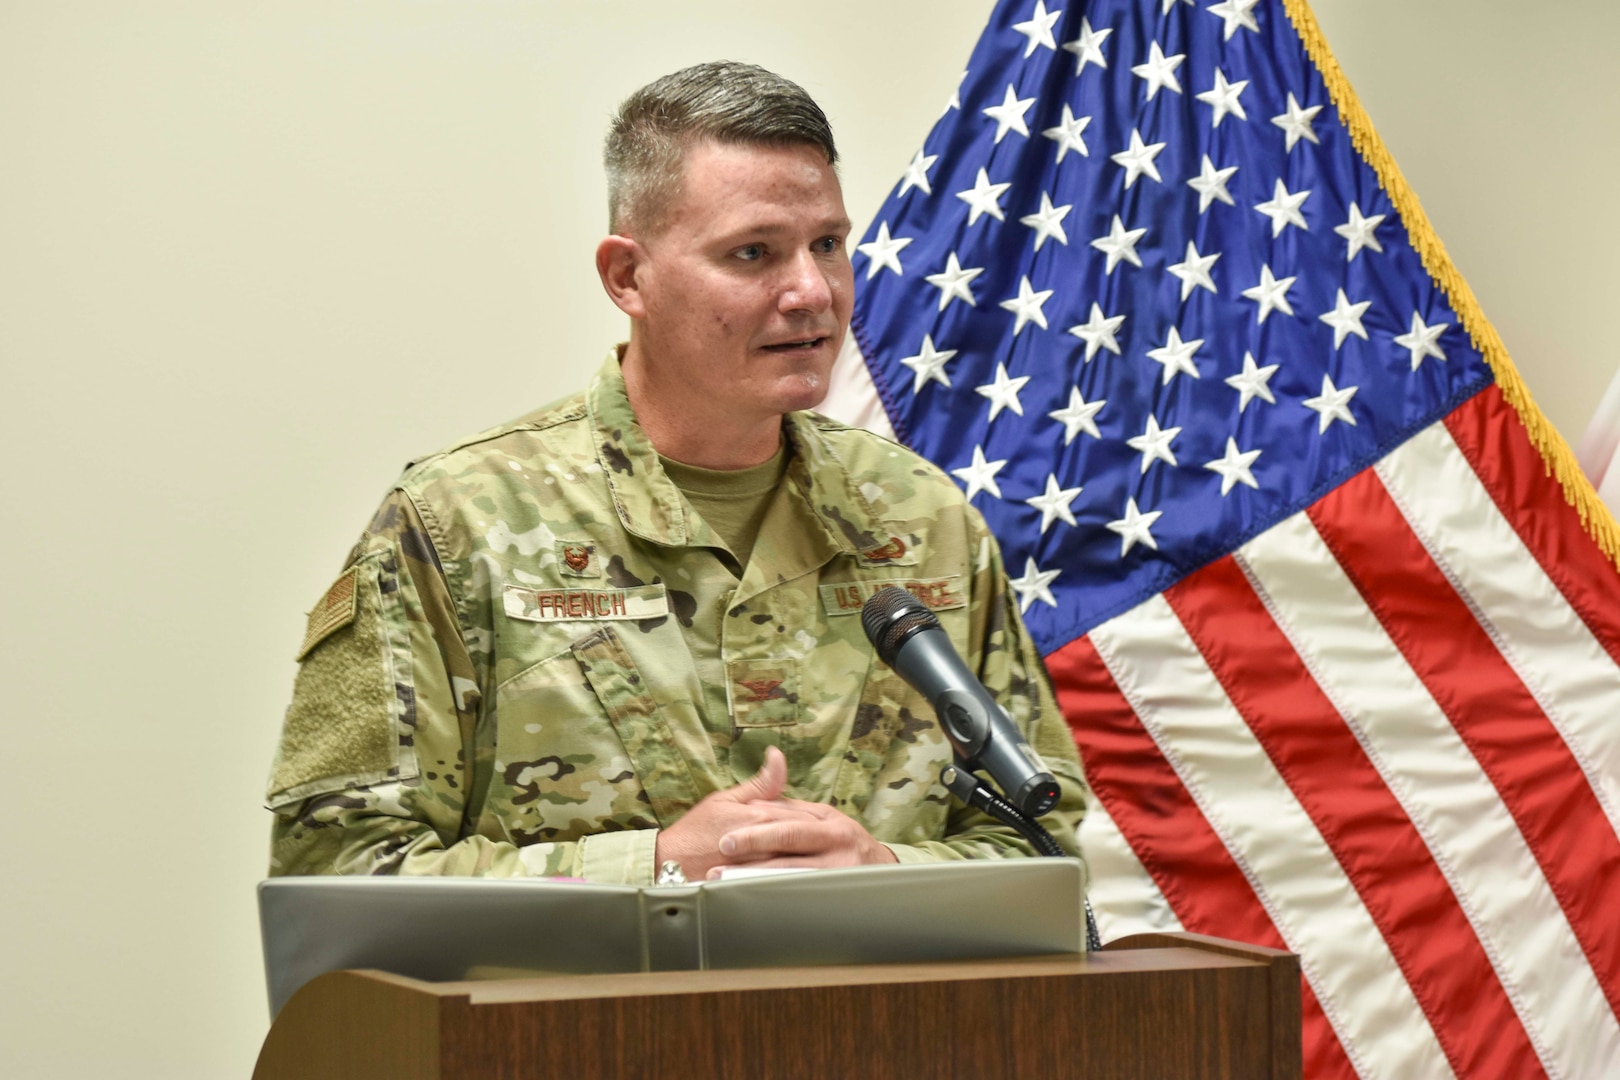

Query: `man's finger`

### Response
(719, 819, 827, 859)
(729, 745, 787, 804)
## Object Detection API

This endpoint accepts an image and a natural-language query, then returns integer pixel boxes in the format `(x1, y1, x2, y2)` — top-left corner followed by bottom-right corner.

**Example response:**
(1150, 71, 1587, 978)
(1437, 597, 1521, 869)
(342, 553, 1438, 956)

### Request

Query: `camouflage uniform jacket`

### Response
(266, 355, 1087, 884)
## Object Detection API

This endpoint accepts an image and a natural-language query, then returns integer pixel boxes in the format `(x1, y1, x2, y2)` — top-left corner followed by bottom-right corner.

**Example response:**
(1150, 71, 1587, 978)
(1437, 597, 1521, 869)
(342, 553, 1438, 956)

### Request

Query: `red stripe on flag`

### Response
(1165, 554, 1544, 1079)
(1310, 467, 1620, 1020)
(1048, 635, 1355, 1080)
(1446, 384, 1620, 669)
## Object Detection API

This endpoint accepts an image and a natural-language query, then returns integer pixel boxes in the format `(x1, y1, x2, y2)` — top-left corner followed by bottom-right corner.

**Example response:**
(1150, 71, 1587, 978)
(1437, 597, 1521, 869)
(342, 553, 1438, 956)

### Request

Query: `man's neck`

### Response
(619, 346, 786, 470)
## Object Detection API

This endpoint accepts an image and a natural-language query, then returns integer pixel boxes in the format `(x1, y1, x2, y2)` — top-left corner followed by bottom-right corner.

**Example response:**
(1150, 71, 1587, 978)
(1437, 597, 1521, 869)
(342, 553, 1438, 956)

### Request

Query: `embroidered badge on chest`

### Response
(737, 678, 785, 703)
(555, 540, 600, 578)
(860, 537, 908, 563)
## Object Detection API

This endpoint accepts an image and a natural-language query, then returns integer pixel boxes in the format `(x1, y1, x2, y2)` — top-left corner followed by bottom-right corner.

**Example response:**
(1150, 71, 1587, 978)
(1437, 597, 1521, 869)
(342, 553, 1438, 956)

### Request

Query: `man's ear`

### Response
(596, 235, 647, 319)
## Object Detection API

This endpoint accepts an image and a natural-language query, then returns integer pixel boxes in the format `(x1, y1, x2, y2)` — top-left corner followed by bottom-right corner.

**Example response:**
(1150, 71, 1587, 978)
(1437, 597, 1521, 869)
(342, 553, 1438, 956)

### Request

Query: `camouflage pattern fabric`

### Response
(266, 353, 1088, 884)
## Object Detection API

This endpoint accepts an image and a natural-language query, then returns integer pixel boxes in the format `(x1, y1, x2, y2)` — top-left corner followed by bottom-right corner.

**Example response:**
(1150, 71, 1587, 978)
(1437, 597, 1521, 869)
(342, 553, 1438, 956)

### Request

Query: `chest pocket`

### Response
(482, 626, 716, 847)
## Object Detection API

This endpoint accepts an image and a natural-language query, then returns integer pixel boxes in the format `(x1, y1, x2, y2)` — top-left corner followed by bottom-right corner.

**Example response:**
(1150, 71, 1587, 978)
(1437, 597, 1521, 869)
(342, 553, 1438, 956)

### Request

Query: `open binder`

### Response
(259, 858, 1086, 1017)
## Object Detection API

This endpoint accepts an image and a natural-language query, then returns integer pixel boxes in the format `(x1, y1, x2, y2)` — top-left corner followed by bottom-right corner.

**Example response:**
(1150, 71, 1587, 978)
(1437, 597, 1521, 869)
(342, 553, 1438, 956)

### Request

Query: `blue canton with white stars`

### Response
(849, 0, 1494, 654)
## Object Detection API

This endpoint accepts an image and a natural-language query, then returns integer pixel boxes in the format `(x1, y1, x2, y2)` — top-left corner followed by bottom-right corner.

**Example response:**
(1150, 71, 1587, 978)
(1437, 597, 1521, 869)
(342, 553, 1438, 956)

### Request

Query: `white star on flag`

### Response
(1226, 351, 1280, 412)
(1091, 214, 1147, 273)
(1319, 288, 1372, 348)
(1020, 191, 1073, 251)
(1009, 556, 1062, 612)
(1167, 240, 1220, 300)
(1335, 204, 1387, 261)
(898, 334, 957, 393)
(1195, 68, 1249, 127)
(956, 167, 1012, 225)
(999, 275, 1054, 335)
(1126, 414, 1182, 473)
(897, 149, 938, 197)
(975, 362, 1031, 421)
(1048, 386, 1106, 443)
(1394, 312, 1449, 370)
(1272, 91, 1323, 151)
(924, 252, 983, 311)
(983, 84, 1036, 143)
(855, 222, 912, 280)
(1207, 0, 1261, 40)
(1011, 0, 1062, 57)
(1241, 264, 1297, 323)
(1042, 104, 1092, 162)
(1061, 16, 1111, 74)
(1111, 129, 1168, 189)
(1131, 41, 1185, 100)
(1106, 497, 1162, 556)
(1303, 373, 1359, 431)
(1025, 474, 1083, 533)
(1187, 155, 1238, 213)
(1205, 437, 1263, 495)
(1067, 302, 1126, 361)
(1146, 327, 1203, 385)
(1255, 179, 1311, 236)
(950, 444, 1007, 501)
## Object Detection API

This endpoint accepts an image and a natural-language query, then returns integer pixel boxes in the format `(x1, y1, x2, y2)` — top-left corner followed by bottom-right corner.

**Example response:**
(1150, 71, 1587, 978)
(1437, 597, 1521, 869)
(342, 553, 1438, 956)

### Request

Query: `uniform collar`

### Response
(586, 350, 887, 561)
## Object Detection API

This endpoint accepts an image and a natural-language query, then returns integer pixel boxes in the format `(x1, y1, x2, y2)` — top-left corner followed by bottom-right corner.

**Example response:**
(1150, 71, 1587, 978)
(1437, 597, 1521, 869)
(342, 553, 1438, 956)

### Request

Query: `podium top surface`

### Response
(346, 938, 1283, 1005)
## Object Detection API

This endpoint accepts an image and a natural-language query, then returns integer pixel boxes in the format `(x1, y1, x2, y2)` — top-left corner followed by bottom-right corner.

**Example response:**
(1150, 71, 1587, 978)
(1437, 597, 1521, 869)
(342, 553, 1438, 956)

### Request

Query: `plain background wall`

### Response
(2, 1, 1614, 1074)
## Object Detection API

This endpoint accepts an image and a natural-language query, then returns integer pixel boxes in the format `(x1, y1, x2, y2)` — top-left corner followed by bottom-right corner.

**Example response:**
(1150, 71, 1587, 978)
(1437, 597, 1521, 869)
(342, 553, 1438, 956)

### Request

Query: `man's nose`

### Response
(778, 250, 835, 314)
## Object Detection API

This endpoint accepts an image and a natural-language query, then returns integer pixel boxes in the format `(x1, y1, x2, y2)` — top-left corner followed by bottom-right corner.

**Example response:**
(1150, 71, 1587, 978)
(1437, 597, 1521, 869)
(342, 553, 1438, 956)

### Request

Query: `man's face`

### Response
(628, 139, 855, 426)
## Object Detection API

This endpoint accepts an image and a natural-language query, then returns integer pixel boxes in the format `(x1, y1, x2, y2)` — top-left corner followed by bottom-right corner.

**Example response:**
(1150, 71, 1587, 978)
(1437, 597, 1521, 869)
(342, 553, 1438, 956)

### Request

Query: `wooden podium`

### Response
(254, 931, 1299, 1079)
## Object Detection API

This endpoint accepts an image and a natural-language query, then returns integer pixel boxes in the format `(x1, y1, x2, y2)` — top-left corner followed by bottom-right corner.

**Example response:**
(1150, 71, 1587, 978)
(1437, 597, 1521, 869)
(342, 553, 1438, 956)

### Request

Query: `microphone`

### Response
(861, 586, 1062, 817)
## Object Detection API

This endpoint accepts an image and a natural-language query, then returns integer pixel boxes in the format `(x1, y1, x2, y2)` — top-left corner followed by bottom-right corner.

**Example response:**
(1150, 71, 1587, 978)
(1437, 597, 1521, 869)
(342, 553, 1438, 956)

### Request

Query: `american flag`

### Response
(825, 0, 1620, 1075)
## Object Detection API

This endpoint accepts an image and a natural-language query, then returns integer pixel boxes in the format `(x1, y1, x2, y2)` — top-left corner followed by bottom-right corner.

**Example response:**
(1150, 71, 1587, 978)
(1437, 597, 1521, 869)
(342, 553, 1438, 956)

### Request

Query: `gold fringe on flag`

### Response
(1282, 0, 1620, 566)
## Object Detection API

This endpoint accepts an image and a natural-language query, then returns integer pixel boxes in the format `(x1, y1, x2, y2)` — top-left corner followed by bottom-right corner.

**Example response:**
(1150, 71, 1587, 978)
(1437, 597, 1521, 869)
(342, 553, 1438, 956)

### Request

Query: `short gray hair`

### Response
(604, 61, 838, 235)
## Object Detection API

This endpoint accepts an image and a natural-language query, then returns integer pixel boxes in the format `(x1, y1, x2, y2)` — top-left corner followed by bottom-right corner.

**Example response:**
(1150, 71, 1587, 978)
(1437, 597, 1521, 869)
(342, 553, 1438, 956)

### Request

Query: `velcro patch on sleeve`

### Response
(503, 583, 670, 623)
(268, 550, 406, 809)
(297, 565, 360, 660)
(820, 576, 965, 617)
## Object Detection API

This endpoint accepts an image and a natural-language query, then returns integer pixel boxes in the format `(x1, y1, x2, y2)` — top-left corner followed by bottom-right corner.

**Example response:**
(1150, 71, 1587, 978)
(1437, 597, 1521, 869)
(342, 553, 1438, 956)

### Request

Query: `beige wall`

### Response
(1, 1, 1612, 1074)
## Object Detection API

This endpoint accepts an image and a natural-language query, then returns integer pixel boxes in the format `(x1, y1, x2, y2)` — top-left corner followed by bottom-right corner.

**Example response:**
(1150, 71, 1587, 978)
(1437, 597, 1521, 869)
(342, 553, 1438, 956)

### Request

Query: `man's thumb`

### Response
(737, 745, 787, 802)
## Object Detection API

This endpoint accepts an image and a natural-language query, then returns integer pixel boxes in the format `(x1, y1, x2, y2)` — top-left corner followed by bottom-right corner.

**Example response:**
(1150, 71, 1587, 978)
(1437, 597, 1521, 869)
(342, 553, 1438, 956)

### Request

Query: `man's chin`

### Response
(770, 369, 835, 414)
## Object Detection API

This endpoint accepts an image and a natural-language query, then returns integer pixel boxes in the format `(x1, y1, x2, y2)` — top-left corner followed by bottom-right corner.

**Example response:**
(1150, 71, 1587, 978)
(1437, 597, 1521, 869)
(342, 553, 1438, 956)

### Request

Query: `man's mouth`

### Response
(761, 336, 828, 352)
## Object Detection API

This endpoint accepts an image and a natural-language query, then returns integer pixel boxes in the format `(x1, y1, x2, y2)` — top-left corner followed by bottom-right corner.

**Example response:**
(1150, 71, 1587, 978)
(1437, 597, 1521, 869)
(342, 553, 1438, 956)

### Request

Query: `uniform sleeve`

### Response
(265, 490, 659, 883)
(880, 515, 1089, 873)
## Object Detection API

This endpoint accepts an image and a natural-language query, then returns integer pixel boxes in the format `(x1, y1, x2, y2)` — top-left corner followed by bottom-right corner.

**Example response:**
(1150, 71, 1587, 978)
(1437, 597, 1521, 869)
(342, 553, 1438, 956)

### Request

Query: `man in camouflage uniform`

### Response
(266, 61, 1087, 885)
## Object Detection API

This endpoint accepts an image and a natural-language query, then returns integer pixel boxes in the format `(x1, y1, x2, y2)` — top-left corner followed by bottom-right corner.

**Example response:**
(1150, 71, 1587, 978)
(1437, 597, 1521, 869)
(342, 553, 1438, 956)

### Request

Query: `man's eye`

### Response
(814, 237, 843, 254)
(736, 244, 765, 261)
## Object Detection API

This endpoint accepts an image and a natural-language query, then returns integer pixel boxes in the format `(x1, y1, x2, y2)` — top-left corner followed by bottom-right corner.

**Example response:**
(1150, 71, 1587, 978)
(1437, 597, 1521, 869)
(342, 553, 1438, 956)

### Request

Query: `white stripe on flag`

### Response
(1090, 594, 1452, 1080)
(1238, 509, 1620, 1079)
(823, 336, 896, 439)
(1075, 791, 1182, 943)
(1378, 423, 1620, 833)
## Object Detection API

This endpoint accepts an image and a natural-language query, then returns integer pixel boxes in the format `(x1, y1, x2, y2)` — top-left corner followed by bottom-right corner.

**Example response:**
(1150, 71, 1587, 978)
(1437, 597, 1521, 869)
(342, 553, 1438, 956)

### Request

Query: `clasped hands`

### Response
(654, 746, 899, 881)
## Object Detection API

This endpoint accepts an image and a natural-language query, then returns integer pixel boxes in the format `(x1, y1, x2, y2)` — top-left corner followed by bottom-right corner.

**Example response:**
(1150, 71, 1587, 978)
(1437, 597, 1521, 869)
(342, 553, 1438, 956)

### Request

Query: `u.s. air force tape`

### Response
(819, 576, 965, 616)
(503, 583, 670, 623)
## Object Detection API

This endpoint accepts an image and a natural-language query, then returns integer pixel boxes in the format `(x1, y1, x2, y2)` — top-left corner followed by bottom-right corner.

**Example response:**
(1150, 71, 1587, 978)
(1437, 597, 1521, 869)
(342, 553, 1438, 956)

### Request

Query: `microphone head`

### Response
(861, 586, 941, 665)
